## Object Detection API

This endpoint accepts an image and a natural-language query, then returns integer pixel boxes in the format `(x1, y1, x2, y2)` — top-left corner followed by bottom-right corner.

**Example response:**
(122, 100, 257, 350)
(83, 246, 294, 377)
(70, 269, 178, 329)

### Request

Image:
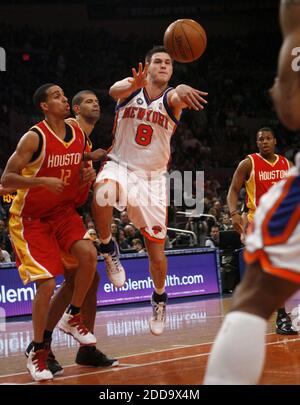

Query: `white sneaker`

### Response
(102, 241, 126, 288)
(58, 312, 97, 345)
(149, 295, 167, 336)
(27, 349, 53, 382)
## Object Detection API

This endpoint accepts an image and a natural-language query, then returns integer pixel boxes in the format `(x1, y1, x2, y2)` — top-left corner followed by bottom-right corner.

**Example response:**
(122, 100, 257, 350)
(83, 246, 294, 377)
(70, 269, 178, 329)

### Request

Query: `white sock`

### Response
(204, 311, 267, 385)
(100, 235, 112, 244)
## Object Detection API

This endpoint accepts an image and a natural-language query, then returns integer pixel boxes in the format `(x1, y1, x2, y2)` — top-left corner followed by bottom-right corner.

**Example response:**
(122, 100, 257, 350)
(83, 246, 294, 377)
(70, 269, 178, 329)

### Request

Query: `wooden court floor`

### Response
(1, 294, 300, 385)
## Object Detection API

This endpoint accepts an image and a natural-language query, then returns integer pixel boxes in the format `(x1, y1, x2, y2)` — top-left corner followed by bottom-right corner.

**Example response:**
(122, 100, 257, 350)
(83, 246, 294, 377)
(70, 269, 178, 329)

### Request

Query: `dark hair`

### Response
(33, 83, 56, 111)
(145, 45, 173, 64)
(72, 90, 96, 109)
(257, 127, 275, 138)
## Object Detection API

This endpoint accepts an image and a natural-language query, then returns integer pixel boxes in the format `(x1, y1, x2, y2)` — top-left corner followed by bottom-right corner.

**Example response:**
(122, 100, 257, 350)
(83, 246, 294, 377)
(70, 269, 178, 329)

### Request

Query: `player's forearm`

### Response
(109, 78, 136, 101)
(1, 173, 49, 190)
(227, 189, 239, 214)
(170, 87, 188, 109)
(281, 0, 300, 36)
(83, 152, 93, 161)
(0, 184, 16, 196)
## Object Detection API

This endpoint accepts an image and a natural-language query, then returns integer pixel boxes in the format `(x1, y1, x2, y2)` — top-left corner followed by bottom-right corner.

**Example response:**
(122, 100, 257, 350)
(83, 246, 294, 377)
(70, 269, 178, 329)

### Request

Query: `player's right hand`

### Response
(176, 84, 208, 110)
(0, 184, 16, 196)
(128, 62, 149, 91)
(42, 177, 65, 194)
(80, 166, 96, 185)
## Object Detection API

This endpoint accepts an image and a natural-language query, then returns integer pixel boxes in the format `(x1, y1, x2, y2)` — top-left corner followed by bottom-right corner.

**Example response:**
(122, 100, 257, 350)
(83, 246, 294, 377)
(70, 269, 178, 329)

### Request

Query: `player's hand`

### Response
(128, 62, 149, 91)
(0, 184, 16, 196)
(175, 84, 208, 110)
(231, 213, 244, 234)
(88, 148, 107, 162)
(80, 166, 96, 185)
(42, 177, 65, 194)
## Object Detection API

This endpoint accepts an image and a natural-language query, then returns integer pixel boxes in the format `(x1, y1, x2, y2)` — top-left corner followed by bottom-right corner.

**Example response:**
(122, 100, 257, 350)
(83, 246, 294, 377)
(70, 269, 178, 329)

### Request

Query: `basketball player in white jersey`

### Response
(92, 45, 208, 335)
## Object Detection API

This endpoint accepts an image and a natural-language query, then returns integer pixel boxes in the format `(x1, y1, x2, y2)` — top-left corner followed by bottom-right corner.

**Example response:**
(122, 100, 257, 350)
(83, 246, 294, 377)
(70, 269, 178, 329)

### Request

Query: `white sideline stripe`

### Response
(24, 336, 300, 385)
(25, 354, 211, 385)
(0, 334, 299, 382)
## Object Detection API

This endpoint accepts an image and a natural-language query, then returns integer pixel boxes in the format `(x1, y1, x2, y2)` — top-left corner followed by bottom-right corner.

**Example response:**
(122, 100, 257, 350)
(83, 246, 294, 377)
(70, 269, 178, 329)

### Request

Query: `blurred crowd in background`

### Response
(1, 14, 300, 263)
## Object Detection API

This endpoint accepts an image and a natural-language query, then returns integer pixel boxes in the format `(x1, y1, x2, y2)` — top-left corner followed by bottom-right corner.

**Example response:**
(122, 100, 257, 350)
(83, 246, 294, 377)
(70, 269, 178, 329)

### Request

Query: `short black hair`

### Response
(72, 90, 96, 109)
(257, 127, 275, 138)
(145, 45, 173, 64)
(33, 83, 57, 111)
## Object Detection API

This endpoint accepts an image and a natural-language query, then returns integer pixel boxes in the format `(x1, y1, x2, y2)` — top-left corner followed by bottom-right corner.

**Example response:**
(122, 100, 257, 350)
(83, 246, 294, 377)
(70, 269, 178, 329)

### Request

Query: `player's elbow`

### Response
(109, 84, 120, 101)
(108, 86, 115, 98)
(1, 174, 10, 188)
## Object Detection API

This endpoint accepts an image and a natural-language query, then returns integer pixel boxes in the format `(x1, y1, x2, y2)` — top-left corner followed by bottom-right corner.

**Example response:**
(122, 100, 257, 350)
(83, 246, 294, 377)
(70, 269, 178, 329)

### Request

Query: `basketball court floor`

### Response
(1, 293, 300, 385)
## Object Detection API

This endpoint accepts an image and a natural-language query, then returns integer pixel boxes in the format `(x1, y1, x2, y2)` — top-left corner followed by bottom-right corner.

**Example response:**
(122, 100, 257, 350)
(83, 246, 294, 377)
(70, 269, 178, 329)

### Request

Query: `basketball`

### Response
(163, 19, 207, 63)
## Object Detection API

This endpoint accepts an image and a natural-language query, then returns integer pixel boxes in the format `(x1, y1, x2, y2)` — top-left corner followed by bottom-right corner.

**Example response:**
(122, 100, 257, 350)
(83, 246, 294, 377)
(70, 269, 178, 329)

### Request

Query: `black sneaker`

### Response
(25, 341, 64, 376)
(276, 312, 298, 335)
(75, 346, 119, 367)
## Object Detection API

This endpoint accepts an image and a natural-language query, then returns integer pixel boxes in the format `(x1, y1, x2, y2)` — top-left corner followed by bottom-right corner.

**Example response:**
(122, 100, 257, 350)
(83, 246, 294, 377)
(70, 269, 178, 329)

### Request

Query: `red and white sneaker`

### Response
(100, 240, 126, 288)
(58, 312, 97, 345)
(27, 349, 53, 382)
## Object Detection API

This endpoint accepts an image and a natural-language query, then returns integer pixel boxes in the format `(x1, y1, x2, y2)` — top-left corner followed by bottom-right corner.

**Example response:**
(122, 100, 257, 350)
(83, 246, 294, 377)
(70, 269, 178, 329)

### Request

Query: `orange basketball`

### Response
(163, 19, 207, 63)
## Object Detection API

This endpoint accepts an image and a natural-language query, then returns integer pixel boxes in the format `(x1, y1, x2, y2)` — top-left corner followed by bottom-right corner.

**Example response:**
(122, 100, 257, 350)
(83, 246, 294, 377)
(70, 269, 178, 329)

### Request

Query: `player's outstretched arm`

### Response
(83, 148, 107, 162)
(1, 131, 65, 194)
(109, 62, 149, 102)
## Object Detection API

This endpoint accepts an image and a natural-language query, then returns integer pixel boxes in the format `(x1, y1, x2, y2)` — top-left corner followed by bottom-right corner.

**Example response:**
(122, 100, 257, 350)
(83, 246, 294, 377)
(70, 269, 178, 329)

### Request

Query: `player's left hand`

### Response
(128, 62, 149, 91)
(176, 84, 208, 110)
(80, 166, 96, 185)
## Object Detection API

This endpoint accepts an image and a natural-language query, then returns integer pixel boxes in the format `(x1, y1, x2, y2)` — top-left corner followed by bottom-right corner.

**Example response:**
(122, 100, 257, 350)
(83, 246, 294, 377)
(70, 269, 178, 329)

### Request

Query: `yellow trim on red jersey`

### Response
(43, 120, 77, 149)
(9, 214, 53, 285)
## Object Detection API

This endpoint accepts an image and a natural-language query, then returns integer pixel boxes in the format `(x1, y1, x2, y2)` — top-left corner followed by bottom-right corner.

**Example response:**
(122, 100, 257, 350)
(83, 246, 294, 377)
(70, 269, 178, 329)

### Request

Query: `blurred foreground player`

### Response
(204, 0, 300, 384)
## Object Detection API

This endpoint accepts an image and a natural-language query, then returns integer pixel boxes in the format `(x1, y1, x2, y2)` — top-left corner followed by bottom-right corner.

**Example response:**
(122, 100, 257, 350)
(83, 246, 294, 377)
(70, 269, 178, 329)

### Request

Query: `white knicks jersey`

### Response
(108, 87, 179, 172)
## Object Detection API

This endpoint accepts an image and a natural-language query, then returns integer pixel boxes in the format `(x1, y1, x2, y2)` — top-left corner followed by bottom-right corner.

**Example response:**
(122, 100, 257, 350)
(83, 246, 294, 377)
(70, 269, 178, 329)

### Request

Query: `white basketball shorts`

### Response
(95, 161, 167, 243)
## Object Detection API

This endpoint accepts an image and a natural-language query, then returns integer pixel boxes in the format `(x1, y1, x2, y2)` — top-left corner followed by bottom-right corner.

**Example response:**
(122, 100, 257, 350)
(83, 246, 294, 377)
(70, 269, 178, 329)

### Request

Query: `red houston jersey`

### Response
(245, 153, 290, 222)
(10, 120, 85, 218)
